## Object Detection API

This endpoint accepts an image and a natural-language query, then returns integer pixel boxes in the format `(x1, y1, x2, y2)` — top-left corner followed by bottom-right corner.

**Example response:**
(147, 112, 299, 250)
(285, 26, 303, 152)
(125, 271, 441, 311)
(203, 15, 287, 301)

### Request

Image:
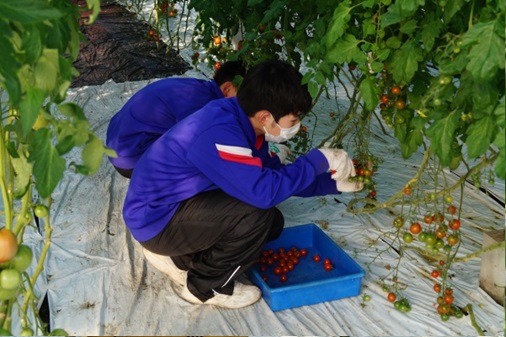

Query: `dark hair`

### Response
(213, 60, 246, 86)
(237, 60, 312, 121)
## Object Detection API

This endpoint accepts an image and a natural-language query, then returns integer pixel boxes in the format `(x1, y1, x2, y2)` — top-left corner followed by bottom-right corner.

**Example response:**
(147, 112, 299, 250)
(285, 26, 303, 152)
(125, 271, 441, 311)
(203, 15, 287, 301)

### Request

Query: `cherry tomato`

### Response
(433, 283, 442, 293)
(34, 205, 48, 218)
(300, 248, 308, 256)
(0, 228, 18, 263)
(396, 99, 405, 110)
(449, 219, 461, 230)
(424, 215, 433, 224)
(435, 227, 447, 239)
(391, 86, 401, 96)
(213, 36, 222, 45)
(425, 233, 437, 245)
(313, 254, 321, 263)
(447, 234, 459, 246)
(387, 292, 396, 302)
(403, 186, 411, 195)
(0, 269, 21, 290)
(431, 270, 441, 278)
(447, 205, 457, 215)
(410, 222, 422, 234)
(323, 258, 332, 265)
(393, 216, 404, 229)
(324, 264, 333, 271)
(381, 95, 389, 104)
(280, 274, 288, 282)
(444, 294, 454, 304)
(214, 62, 221, 70)
(0, 244, 33, 272)
(402, 232, 413, 243)
(0, 287, 17, 301)
(445, 288, 454, 296)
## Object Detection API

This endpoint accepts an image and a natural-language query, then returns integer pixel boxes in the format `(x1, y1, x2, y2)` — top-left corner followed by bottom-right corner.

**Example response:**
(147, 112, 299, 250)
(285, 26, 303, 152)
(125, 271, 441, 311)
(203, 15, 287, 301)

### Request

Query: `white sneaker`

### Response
(142, 248, 186, 286)
(172, 281, 262, 308)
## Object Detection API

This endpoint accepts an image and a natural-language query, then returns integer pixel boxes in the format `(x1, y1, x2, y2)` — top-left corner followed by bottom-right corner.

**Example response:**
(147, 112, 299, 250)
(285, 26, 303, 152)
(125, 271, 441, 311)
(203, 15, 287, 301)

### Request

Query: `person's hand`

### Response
(269, 143, 291, 164)
(318, 148, 355, 181)
(335, 178, 364, 193)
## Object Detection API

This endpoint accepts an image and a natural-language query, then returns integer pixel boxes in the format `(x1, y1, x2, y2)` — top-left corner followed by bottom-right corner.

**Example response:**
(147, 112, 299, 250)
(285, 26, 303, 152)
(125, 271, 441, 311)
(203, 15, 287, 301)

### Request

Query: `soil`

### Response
(71, 0, 191, 88)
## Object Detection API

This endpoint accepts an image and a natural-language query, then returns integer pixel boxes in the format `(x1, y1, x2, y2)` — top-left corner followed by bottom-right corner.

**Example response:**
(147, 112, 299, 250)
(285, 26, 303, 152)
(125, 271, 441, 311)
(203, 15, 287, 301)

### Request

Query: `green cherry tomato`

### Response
(34, 205, 48, 218)
(363, 294, 371, 302)
(402, 232, 413, 243)
(425, 233, 437, 245)
(2, 244, 33, 272)
(49, 329, 69, 336)
(0, 286, 17, 300)
(0, 268, 21, 290)
(418, 232, 428, 242)
(440, 313, 450, 321)
(393, 216, 404, 229)
(20, 328, 34, 336)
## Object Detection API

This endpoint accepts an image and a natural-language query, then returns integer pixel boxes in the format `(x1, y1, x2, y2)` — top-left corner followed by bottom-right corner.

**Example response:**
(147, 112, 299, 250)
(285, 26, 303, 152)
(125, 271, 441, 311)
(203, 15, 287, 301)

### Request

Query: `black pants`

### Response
(140, 189, 284, 302)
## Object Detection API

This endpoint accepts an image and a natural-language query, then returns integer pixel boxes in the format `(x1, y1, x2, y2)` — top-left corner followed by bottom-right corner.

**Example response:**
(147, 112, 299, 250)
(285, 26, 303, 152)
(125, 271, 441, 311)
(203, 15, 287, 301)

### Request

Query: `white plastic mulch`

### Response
(25, 67, 504, 335)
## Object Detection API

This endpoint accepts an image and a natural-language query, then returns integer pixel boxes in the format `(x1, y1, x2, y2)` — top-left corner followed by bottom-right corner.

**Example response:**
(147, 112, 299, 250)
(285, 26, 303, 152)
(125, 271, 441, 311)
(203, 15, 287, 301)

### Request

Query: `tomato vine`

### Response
(0, 0, 111, 334)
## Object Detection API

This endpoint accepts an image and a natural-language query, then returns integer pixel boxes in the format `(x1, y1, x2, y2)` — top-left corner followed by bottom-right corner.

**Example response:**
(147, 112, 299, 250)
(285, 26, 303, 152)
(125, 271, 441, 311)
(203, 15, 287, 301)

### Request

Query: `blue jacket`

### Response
(123, 97, 339, 242)
(106, 78, 224, 169)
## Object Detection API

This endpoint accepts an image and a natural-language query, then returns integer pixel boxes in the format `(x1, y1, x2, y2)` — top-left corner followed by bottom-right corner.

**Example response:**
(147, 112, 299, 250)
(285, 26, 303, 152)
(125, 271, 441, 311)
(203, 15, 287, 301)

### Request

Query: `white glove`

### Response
(318, 148, 355, 181)
(336, 178, 364, 193)
(269, 143, 291, 164)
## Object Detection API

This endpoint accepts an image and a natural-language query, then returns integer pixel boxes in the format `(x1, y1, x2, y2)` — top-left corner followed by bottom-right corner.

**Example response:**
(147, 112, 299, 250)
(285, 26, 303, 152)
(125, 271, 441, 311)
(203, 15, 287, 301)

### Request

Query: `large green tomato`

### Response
(0, 244, 33, 272)
(0, 286, 17, 300)
(0, 268, 21, 290)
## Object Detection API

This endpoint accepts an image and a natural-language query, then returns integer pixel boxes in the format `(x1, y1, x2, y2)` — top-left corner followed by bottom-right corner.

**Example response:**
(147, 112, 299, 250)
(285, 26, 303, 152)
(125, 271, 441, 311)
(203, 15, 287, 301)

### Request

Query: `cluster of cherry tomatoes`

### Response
(146, 29, 161, 42)
(256, 246, 333, 284)
(349, 157, 380, 198)
(0, 227, 33, 302)
(156, 1, 178, 18)
(378, 83, 408, 128)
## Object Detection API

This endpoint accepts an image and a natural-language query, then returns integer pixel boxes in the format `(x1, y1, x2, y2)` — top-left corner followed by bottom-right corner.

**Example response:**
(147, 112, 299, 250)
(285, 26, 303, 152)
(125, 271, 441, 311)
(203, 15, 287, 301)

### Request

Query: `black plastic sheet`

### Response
(71, 0, 190, 87)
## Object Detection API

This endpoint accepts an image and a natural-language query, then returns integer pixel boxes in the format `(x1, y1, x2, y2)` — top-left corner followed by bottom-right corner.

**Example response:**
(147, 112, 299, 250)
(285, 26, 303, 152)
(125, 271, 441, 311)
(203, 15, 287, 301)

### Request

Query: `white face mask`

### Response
(263, 115, 301, 143)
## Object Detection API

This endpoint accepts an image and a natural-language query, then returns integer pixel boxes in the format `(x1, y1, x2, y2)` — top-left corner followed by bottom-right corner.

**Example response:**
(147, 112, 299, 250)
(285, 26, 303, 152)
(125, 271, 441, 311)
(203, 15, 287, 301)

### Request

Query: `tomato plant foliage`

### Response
(188, 0, 504, 179)
(0, 0, 108, 334)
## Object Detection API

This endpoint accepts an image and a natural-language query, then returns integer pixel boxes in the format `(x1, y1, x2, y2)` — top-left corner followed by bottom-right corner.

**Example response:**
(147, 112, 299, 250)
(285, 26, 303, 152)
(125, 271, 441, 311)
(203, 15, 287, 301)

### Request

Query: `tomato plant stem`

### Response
(0, 124, 13, 231)
(463, 303, 484, 335)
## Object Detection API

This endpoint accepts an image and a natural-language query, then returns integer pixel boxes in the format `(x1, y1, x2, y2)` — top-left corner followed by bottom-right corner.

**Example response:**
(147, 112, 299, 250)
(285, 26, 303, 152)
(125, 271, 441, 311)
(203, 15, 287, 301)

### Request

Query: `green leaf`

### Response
(326, 34, 366, 64)
(34, 49, 59, 94)
(325, 0, 352, 50)
(401, 128, 423, 159)
(19, 87, 45, 136)
(398, 0, 425, 12)
(389, 40, 423, 84)
(359, 76, 380, 110)
(421, 13, 443, 52)
(11, 153, 32, 199)
(466, 116, 495, 159)
(28, 129, 66, 198)
(425, 110, 460, 166)
(381, 2, 416, 27)
(0, 22, 22, 105)
(386, 36, 401, 49)
(443, 0, 465, 22)
(80, 134, 106, 175)
(58, 102, 86, 120)
(0, 0, 62, 23)
(462, 20, 505, 80)
(399, 20, 418, 35)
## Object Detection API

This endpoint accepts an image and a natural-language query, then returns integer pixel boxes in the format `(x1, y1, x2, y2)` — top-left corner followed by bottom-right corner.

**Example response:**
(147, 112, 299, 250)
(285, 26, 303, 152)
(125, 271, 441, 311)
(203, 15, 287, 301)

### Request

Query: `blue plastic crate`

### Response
(248, 223, 365, 311)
